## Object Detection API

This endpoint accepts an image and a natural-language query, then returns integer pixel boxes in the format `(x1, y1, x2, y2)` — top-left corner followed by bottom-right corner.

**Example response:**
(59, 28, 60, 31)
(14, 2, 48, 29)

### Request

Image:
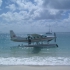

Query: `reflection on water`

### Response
(32, 47, 42, 54)
(10, 45, 58, 57)
(10, 46, 42, 54)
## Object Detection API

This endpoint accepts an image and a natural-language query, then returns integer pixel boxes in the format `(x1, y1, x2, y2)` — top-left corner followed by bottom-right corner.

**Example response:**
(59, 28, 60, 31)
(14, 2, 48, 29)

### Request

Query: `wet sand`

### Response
(0, 65, 70, 70)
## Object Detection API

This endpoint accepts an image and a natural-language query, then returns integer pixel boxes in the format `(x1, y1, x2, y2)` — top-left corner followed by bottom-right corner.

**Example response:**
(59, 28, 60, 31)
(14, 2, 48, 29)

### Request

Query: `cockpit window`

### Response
(31, 37, 32, 39)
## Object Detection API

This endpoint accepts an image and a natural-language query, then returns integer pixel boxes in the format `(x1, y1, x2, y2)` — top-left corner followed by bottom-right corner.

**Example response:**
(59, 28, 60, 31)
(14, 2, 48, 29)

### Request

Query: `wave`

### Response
(0, 57, 70, 65)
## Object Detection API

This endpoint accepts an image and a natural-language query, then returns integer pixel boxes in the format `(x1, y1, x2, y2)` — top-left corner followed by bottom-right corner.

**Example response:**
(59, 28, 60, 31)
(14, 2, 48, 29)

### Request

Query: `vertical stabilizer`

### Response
(10, 30, 16, 39)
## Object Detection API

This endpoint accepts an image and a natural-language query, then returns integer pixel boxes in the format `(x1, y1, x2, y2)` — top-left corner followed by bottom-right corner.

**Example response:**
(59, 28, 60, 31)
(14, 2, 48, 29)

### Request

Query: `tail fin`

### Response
(10, 30, 16, 39)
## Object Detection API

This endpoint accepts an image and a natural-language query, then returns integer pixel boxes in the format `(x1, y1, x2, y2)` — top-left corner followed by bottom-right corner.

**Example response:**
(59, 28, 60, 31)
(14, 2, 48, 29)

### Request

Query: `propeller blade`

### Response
(54, 32, 56, 42)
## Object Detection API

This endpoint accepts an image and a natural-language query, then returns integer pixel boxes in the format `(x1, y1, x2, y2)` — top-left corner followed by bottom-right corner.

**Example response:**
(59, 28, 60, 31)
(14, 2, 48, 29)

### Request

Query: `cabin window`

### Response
(34, 37, 35, 39)
(42, 35, 44, 38)
(45, 36, 46, 37)
(37, 37, 39, 38)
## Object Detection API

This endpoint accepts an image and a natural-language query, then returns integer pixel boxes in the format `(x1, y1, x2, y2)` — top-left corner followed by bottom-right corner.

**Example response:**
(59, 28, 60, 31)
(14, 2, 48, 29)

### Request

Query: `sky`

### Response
(0, 0, 70, 33)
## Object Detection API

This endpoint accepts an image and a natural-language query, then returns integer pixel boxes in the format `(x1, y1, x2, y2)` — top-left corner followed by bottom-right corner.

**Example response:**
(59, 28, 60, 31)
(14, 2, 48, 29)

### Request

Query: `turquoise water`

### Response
(0, 32, 70, 65)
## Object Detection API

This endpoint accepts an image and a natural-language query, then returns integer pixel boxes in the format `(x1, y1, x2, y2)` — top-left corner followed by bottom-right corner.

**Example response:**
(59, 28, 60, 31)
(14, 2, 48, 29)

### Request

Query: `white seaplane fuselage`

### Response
(11, 36, 55, 42)
(10, 30, 58, 48)
(10, 30, 55, 43)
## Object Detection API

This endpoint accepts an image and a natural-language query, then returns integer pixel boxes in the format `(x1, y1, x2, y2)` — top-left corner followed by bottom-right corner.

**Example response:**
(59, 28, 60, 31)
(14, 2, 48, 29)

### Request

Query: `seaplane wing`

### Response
(10, 30, 56, 44)
(30, 34, 41, 37)
(28, 34, 42, 38)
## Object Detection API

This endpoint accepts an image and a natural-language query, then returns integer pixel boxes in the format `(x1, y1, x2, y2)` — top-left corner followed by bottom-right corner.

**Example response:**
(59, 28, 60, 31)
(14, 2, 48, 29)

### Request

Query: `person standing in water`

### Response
(28, 36, 31, 45)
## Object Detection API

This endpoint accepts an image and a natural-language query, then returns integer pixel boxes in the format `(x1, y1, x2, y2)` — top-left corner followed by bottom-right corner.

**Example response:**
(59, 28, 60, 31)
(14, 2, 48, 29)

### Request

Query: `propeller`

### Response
(54, 32, 56, 42)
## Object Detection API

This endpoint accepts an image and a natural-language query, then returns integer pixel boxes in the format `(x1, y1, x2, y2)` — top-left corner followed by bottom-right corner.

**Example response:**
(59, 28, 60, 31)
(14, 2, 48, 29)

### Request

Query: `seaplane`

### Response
(10, 30, 58, 48)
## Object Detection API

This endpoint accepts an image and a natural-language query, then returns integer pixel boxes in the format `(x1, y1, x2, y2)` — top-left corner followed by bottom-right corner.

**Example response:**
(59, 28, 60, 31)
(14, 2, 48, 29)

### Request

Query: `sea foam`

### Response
(0, 57, 70, 65)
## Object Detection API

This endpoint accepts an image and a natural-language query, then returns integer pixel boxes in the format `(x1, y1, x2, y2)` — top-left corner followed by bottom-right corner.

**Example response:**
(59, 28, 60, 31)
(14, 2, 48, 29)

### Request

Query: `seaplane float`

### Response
(10, 30, 58, 48)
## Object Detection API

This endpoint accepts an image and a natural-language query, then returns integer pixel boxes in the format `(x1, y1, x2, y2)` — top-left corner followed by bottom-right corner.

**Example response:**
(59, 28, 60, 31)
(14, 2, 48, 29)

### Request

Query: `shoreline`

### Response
(0, 65, 70, 70)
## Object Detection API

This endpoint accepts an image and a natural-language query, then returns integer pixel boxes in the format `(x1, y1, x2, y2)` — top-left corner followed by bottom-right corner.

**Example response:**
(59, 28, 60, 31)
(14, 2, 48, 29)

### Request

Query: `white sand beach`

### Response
(0, 65, 70, 70)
